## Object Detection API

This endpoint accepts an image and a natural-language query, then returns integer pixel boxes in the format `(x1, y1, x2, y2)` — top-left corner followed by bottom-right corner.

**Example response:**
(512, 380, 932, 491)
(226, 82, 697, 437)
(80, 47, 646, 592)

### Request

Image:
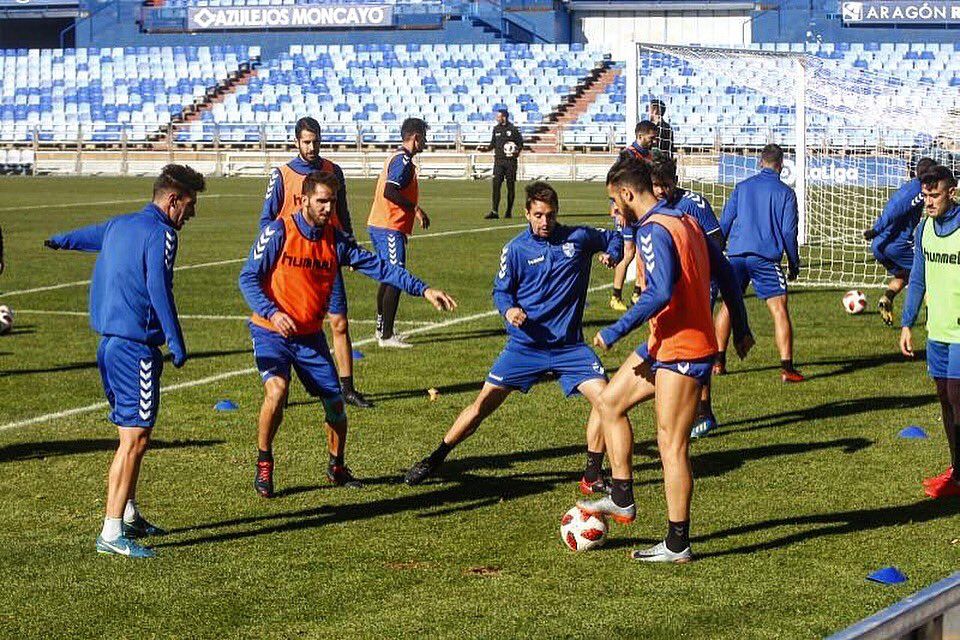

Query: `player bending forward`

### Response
(899, 165, 960, 499)
(578, 157, 753, 563)
(45, 164, 205, 558)
(404, 181, 623, 491)
(240, 171, 457, 498)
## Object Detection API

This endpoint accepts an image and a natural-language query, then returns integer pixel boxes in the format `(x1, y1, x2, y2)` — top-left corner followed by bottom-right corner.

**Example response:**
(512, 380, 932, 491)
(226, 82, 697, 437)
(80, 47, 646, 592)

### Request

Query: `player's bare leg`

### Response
(767, 295, 803, 382)
(253, 375, 288, 497)
(610, 242, 635, 311)
(926, 379, 960, 498)
(404, 383, 512, 485)
(878, 274, 907, 326)
(329, 313, 372, 408)
(97, 426, 158, 556)
(713, 302, 731, 375)
(576, 378, 610, 494)
(323, 396, 362, 488)
(578, 351, 656, 523)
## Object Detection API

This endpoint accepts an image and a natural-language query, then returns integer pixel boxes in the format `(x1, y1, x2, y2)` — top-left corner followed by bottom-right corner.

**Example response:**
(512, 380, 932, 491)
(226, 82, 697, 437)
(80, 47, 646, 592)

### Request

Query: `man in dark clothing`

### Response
(649, 99, 675, 159)
(484, 110, 524, 220)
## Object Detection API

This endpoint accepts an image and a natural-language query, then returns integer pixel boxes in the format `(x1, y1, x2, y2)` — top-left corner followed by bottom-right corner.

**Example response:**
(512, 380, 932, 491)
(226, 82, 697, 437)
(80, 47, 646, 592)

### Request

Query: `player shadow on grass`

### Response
(719, 349, 925, 382)
(0, 438, 223, 463)
(710, 394, 935, 439)
(0, 346, 253, 378)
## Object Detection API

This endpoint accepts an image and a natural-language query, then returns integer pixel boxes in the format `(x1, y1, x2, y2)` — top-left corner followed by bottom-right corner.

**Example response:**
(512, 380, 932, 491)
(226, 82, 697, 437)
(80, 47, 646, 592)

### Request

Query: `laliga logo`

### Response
(780, 158, 797, 186)
(780, 158, 860, 185)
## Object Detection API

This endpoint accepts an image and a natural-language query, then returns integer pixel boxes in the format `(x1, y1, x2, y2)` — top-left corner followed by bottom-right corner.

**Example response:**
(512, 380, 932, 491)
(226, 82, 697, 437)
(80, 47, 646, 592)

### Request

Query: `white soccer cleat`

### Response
(378, 334, 413, 349)
(630, 540, 692, 564)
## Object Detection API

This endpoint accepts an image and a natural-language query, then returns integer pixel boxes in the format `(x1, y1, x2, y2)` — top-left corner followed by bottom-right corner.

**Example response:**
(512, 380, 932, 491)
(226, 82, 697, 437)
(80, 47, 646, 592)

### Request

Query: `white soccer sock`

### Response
(123, 499, 139, 524)
(101, 517, 123, 541)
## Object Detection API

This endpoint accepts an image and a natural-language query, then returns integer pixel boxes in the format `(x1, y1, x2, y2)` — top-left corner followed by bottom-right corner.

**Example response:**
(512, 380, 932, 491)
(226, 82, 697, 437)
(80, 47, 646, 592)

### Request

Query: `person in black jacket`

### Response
(649, 99, 675, 159)
(484, 110, 524, 220)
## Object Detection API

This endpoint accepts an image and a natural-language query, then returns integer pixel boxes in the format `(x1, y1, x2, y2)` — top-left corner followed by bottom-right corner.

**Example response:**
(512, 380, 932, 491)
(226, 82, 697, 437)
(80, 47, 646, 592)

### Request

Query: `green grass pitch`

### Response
(0, 176, 956, 639)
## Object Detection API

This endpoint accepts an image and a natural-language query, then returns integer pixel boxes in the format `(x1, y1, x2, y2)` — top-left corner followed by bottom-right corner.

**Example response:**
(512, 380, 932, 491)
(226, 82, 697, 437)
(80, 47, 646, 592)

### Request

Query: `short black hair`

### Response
(401, 117, 428, 140)
(497, 109, 509, 118)
(650, 157, 678, 186)
(525, 181, 559, 212)
(606, 156, 653, 195)
(635, 120, 657, 137)
(302, 170, 340, 196)
(650, 99, 666, 115)
(920, 165, 958, 189)
(915, 157, 937, 178)
(295, 117, 321, 140)
(153, 164, 205, 199)
(760, 143, 785, 167)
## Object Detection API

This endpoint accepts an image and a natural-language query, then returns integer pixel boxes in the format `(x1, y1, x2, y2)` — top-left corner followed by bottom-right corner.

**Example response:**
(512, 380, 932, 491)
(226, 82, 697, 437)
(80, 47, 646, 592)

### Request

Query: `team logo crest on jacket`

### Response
(562, 242, 576, 258)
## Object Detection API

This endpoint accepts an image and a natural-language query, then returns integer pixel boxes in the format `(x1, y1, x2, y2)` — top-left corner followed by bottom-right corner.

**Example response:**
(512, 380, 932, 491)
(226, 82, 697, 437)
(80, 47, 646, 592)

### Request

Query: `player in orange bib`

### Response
(240, 170, 457, 498)
(578, 157, 754, 563)
(367, 117, 430, 348)
(260, 117, 372, 408)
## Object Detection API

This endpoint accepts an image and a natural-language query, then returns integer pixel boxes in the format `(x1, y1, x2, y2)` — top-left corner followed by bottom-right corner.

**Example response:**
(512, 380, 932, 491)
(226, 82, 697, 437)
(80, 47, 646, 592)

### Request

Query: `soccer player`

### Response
(44, 164, 205, 558)
(648, 99, 675, 159)
(864, 157, 936, 325)
(483, 109, 524, 220)
(899, 165, 960, 499)
(240, 170, 457, 498)
(715, 143, 804, 382)
(367, 117, 431, 348)
(577, 157, 753, 563)
(404, 181, 623, 489)
(261, 117, 371, 409)
(609, 121, 659, 312)
(649, 158, 724, 438)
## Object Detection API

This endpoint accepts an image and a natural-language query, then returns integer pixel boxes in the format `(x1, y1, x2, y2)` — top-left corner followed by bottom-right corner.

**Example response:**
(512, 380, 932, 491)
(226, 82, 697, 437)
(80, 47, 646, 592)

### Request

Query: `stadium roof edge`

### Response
(566, 1, 755, 10)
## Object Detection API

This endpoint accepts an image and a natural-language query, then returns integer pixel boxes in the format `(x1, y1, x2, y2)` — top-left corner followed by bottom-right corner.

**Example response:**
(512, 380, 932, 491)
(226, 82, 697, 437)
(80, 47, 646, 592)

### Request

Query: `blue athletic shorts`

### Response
(368, 226, 407, 268)
(249, 323, 341, 398)
(871, 239, 913, 276)
(328, 270, 348, 316)
(487, 341, 606, 397)
(927, 340, 960, 380)
(729, 255, 787, 300)
(635, 342, 714, 386)
(97, 336, 164, 428)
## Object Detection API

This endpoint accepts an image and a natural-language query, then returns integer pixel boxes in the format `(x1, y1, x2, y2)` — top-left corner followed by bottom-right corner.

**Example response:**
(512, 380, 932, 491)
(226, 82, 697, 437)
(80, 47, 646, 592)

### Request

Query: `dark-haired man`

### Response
(241, 170, 457, 498)
(45, 164, 206, 558)
(865, 157, 936, 325)
(899, 165, 960, 499)
(260, 117, 371, 408)
(367, 117, 431, 348)
(649, 99, 675, 159)
(716, 143, 804, 382)
(405, 181, 623, 489)
(483, 109, 524, 220)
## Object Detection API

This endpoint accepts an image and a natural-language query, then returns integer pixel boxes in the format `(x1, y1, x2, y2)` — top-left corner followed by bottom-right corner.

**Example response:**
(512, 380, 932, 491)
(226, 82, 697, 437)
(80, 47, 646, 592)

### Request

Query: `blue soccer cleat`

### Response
(122, 514, 167, 538)
(96, 535, 156, 558)
(690, 414, 718, 439)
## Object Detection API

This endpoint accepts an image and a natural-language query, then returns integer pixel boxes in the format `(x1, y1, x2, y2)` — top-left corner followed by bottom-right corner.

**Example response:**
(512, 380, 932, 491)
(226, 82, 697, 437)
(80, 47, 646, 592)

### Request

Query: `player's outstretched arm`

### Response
(582, 226, 624, 267)
(337, 231, 440, 301)
(900, 221, 927, 335)
(145, 227, 186, 367)
(706, 233, 753, 359)
(873, 186, 914, 237)
(238, 223, 284, 323)
(424, 288, 458, 311)
(44, 221, 109, 252)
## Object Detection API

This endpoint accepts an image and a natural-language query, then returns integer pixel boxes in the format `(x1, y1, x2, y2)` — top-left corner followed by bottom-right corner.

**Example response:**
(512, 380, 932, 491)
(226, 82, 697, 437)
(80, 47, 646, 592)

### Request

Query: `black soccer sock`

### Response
(257, 449, 273, 463)
(491, 171, 503, 214)
(610, 478, 634, 509)
(429, 441, 453, 465)
(376, 283, 387, 334)
(340, 375, 354, 393)
(883, 288, 897, 302)
(612, 287, 623, 300)
(505, 178, 516, 216)
(716, 351, 726, 368)
(780, 358, 794, 371)
(665, 520, 690, 553)
(328, 453, 345, 469)
(633, 284, 642, 298)
(583, 451, 604, 483)
(380, 284, 401, 340)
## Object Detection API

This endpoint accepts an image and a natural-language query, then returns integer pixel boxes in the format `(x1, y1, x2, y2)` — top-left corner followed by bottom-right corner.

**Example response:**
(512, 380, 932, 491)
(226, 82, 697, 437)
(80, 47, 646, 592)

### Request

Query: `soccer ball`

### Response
(0, 305, 13, 335)
(503, 141, 518, 157)
(842, 290, 867, 314)
(560, 506, 607, 551)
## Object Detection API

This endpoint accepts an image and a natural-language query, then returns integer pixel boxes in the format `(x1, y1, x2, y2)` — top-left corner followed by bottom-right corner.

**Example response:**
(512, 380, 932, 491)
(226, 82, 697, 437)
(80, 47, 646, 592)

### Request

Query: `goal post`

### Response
(628, 42, 960, 288)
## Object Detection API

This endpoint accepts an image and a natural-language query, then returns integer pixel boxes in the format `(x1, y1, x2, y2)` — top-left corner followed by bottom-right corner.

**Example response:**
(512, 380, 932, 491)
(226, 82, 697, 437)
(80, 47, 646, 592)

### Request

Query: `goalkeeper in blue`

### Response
(404, 181, 623, 491)
(44, 164, 205, 559)
(865, 156, 936, 325)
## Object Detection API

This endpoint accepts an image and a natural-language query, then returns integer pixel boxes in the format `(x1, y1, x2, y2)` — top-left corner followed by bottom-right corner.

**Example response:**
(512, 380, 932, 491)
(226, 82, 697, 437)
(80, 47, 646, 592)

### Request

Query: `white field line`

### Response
(2, 222, 527, 297)
(0, 193, 248, 213)
(14, 309, 432, 325)
(0, 281, 612, 433)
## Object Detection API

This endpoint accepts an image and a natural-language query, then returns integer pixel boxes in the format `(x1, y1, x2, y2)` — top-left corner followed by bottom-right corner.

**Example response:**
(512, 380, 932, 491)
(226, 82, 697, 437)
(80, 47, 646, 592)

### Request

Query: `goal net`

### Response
(628, 43, 960, 287)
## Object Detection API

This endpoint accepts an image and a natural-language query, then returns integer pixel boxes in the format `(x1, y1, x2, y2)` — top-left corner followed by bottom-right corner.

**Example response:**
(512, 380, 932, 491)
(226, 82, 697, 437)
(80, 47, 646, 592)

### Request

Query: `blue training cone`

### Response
(214, 399, 238, 411)
(899, 426, 928, 439)
(867, 567, 907, 585)
(352, 349, 365, 360)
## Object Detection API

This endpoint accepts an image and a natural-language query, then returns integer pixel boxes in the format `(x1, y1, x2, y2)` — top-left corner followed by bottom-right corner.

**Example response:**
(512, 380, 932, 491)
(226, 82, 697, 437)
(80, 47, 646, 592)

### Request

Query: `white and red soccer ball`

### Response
(842, 290, 867, 315)
(0, 305, 13, 335)
(560, 506, 607, 551)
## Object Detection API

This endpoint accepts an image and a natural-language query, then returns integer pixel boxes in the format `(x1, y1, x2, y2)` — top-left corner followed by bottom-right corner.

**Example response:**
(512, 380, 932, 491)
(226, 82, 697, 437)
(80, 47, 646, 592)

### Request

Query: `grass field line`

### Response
(14, 309, 433, 325)
(2, 222, 528, 297)
(0, 281, 612, 433)
(0, 192, 248, 213)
